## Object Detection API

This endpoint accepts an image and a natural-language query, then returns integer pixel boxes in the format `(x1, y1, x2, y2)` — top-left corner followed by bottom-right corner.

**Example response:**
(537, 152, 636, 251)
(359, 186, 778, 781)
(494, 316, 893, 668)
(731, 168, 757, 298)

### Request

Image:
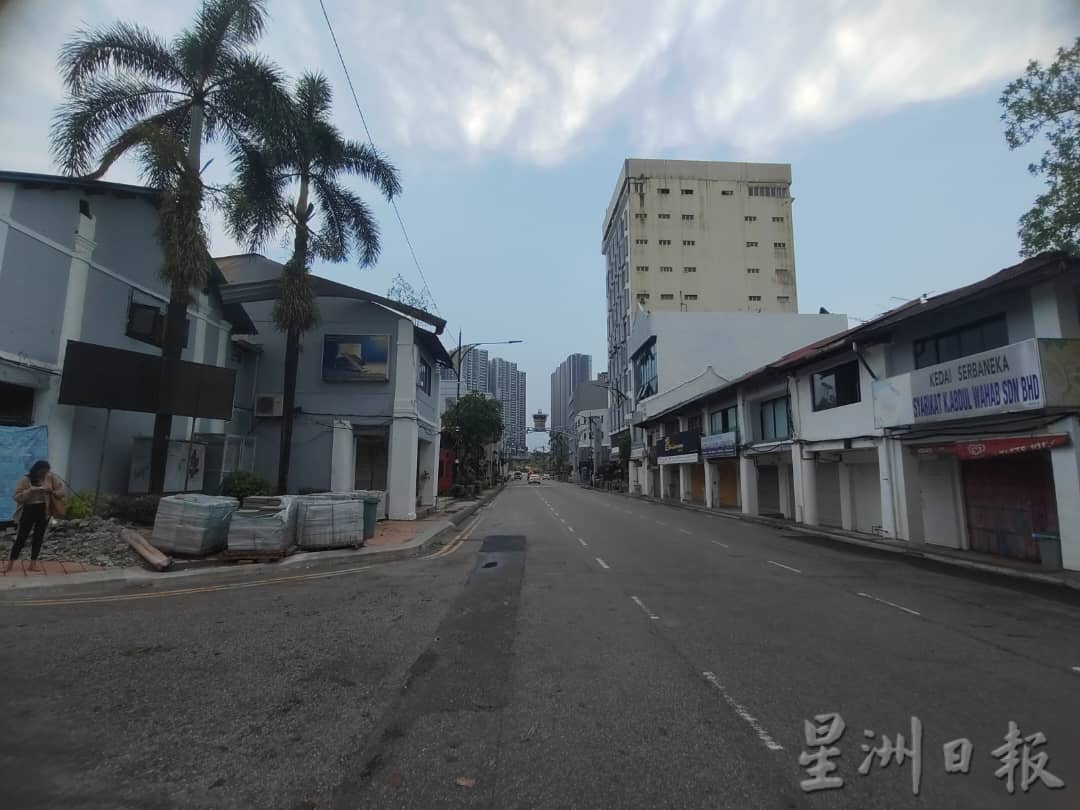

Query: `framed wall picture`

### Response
(322, 334, 391, 382)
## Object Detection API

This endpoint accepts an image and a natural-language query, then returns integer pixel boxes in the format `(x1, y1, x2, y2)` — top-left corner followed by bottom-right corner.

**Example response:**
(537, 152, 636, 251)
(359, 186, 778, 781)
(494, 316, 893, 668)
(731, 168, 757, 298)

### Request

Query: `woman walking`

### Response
(4, 460, 66, 573)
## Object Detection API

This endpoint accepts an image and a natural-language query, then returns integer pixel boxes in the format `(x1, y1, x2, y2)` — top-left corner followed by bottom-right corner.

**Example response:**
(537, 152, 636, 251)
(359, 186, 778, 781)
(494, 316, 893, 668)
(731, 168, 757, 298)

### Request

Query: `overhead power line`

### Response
(317, 0, 440, 315)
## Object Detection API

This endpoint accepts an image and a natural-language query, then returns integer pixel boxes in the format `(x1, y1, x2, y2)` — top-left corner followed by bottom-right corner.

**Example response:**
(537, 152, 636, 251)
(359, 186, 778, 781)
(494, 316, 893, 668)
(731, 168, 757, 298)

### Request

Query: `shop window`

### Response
(126, 299, 189, 348)
(635, 343, 658, 400)
(812, 360, 861, 411)
(758, 396, 790, 441)
(913, 314, 1008, 369)
(709, 405, 736, 435)
(0, 382, 34, 426)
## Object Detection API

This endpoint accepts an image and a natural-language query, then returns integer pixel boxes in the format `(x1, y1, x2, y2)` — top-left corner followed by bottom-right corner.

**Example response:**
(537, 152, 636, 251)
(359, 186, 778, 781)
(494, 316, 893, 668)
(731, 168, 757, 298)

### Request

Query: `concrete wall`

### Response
(630, 310, 848, 395)
(792, 345, 883, 442)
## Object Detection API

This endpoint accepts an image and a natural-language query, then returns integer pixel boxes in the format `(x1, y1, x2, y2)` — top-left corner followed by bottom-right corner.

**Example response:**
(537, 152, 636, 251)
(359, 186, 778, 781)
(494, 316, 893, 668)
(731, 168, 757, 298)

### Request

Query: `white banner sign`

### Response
(873, 339, 1044, 428)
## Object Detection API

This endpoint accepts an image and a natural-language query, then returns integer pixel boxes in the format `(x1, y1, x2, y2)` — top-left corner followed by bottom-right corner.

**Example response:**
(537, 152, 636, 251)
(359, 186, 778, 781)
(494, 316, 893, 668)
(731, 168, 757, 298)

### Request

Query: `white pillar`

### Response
(0, 184, 14, 280)
(838, 462, 855, 531)
(678, 463, 690, 502)
(642, 463, 653, 497)
(703, 460, 716, 509)
(777, 462, 793, 519)
(659, 464, 670, 499)
(45, 212, 96, 483)
(424, 431, 441, 507)
(387, 319, 419, 519)
(877, 441, 898, 537)
(891, 439, 924, 542)
(801, 452, 819, 526)
(739, 455, 758, 515)
(1050, 416, 1080, 571)
(330, 420, 354, 492)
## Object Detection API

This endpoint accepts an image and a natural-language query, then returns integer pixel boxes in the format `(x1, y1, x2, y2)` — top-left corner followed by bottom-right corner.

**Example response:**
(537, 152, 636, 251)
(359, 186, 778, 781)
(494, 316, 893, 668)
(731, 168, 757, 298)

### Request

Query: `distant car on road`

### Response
(528, 473, 541, 484)
(542, 473, 551, 480)
(513, 471, 522, 480)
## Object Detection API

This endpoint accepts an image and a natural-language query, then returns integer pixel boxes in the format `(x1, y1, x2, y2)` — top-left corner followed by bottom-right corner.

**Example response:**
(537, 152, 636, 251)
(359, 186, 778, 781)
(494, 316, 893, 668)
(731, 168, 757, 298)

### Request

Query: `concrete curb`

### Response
(0, 484, 506, 594)
(583, 485, 1080, 594)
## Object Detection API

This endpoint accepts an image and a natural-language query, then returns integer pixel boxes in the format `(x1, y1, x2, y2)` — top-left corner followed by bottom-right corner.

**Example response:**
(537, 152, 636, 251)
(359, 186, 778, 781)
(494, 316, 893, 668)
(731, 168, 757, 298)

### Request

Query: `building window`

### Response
(631, 181, 644, 193)
(681, 214, 695, 221)
(658, 188, 670, 195)
(759, 396, 790, 441)
(636, 265, 649, 272)
(913, 314, 1008, 369)
(687, 414, 702, 433)
(417, 359, 432, 394)
(774, 242, 787, 249)
(683, 266, 697, 273)
(659, 239, 671, 245)
(635, 213, 647, 221)
(747, 267, 760, 274)
(660, 266, 673, 272)
(709, 405, 737, 435)
(745, 215, 757, 222)
(637, 293, 650, 303)
(772, 216, 785, 222)
(635, 238, 648, 245)
(748, 295, 762, 301)
(812, 361, 860, 411)
(749, 186, 789, 198)
(660, 293, 674, 300)
(721, 189, 734, 196)
(685, 294, 698, 300)
(635, 344, 658, 399)
(777, 295, 790, 302)
(126, 300, 188, 348)
(658, 213, 671, 219)
(746, 241, 758, 247)
(683, 239, 695, 246)
(681, 188, 694, 195)
(0, 382, 34, 426)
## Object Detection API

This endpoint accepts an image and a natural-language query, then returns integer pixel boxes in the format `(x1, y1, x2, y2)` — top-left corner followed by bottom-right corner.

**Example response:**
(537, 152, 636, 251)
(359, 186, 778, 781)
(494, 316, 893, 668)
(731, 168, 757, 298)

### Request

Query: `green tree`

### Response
(225, 73, 401, 493)
(1001, 38, 1080, 256)
(51, 0, 282, 492)
(549, 432, 570, 477)
(442, 393, 504, 483)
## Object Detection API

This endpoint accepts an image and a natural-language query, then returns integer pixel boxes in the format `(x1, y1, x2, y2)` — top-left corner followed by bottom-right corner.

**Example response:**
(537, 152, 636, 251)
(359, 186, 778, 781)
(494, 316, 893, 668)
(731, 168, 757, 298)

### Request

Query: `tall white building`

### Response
(549, 353, 592, 438)
(490, 356, 527, 453)
(602, 159, 799, 434)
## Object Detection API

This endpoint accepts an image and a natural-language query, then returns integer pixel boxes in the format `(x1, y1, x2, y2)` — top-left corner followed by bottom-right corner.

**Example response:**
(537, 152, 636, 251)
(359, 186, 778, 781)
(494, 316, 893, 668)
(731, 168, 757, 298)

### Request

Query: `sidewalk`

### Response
(1, 560, 105, 577)
(0, 484, 504, 592)
(588, 486, 1080, 593)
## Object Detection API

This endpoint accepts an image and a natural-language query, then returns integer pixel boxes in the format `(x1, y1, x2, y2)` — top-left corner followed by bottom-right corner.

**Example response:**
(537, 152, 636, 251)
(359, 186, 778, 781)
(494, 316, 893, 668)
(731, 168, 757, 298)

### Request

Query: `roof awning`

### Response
(414, 326, 453, 366)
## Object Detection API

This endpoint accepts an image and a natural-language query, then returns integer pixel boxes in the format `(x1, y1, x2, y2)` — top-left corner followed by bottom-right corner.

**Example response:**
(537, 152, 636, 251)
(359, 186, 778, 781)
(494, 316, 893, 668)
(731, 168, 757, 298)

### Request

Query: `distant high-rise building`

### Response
(549, 353, 592, 439)
(439, 347, 490, 415)
(602, 159, 799, 434)
(489, 356, 527, 453)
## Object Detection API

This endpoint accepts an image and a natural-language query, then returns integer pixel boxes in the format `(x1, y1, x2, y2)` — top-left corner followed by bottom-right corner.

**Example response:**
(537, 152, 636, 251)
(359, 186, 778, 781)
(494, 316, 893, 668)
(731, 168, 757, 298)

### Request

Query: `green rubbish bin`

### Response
(1033, 532, 1062, 570)
(361, 495, 380, 541)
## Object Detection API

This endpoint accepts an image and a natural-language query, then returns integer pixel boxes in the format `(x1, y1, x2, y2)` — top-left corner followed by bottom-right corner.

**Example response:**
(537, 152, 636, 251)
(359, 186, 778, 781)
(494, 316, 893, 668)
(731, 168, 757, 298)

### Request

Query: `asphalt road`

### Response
(2, 481, 1078, 809)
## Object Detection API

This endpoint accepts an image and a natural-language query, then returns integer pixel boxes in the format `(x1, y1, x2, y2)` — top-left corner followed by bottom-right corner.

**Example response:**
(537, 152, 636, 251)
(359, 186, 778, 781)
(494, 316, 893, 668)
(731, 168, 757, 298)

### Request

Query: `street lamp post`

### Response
(454, 330, 523, 400)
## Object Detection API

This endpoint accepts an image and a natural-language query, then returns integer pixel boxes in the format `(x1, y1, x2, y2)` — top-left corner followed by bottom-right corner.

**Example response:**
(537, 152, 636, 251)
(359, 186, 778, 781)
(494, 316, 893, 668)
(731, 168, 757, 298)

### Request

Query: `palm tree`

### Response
(226, 73, 401, 494)
(51, 0, 282, 493)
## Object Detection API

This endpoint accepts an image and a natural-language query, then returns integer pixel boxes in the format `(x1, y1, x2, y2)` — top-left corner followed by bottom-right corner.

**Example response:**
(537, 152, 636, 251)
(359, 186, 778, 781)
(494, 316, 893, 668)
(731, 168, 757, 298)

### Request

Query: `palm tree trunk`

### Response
(276, 176, 310, 495)
(149, 102, 205, 493)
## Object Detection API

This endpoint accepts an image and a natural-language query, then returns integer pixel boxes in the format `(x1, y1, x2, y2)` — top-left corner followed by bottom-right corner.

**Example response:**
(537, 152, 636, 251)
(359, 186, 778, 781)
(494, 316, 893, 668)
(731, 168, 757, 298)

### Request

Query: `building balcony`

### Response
(872, 338, 1080, 428)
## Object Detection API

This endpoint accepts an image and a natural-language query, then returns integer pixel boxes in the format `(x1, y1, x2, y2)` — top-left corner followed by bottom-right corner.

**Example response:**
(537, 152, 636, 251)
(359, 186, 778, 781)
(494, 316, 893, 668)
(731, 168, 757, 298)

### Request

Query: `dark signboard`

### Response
(323, 334, 390, 382)
(702, 431, 738, 459)
(655, 430, 702, 458)
(58, 340, 236, 419)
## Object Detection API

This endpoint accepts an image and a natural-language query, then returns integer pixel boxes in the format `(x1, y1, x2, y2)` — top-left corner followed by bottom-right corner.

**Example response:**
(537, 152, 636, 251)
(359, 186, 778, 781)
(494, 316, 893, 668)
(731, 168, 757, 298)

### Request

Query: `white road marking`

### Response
(679, 528, 692, 535)
(631, 595, 660, 620)
(767, 560, 802, 574)
(856, 592, 921, 617)
(1072, 666, 1080, 674)
(577, 537, 588, 547)
(656, 521, 668, 527)
(701, 671, 784, 752)
(567, 526, 574, 533)
(595, 557, 611, 570)
(712, 541, 729, 548)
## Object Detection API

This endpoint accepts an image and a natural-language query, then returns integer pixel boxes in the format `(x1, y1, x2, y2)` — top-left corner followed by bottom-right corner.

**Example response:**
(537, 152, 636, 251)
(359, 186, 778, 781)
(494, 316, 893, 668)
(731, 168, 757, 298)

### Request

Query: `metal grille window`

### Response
(417, 359, 432, 394)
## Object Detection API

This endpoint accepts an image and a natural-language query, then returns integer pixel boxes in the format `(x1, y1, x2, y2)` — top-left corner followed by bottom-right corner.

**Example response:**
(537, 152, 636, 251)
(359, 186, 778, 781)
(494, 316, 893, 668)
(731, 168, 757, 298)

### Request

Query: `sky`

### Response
(0, 0, 1076, 450)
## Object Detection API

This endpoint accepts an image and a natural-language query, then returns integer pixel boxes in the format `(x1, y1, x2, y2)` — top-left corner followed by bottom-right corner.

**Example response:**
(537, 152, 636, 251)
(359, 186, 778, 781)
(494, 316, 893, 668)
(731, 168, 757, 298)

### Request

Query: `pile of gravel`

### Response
(0, 517, 142, 568)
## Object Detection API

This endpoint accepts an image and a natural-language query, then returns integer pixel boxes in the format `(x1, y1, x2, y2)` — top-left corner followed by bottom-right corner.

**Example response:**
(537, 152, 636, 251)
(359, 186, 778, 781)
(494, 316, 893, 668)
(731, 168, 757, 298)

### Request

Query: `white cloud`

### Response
(1, 0, 1073, 180)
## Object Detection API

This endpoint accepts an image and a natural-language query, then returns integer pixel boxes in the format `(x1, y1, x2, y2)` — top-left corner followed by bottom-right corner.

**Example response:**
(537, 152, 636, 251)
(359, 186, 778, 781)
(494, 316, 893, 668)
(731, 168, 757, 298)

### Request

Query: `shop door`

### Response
(689, 464, 706, 504)
(757, 465, 780, 516)
(962, 452, 1057, 562)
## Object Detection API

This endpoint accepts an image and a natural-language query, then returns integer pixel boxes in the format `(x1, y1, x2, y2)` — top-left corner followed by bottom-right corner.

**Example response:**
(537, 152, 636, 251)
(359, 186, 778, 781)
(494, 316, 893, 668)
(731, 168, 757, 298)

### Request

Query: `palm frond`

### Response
(223, 137, 290, 250)
(81, 110, 190, 182)
(58, 22, 181, 94)
(340, 140, 401, 200)
(205, 50, 287, 146)
(181, 0, 268, 79)
(295, 73, 334, 124)
(311, 175, 380, 266)
(50, 76, 187, 175)
(273, 260, 318, 333)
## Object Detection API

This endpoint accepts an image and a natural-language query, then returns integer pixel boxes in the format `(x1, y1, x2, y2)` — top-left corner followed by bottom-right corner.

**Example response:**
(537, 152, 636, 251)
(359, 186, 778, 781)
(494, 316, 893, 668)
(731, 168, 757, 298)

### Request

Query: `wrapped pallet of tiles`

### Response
(151, 494, 238, 556)
(225, 495, 298, 557)
(295, 495, 365, 549)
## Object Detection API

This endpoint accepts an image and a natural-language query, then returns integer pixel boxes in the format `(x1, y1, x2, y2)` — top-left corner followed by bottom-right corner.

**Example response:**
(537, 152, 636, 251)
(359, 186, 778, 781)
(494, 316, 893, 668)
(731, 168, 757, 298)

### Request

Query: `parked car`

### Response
(528, 473, 541, 484)
(513, 471, 523, 480)
(542, 473, 551, 480)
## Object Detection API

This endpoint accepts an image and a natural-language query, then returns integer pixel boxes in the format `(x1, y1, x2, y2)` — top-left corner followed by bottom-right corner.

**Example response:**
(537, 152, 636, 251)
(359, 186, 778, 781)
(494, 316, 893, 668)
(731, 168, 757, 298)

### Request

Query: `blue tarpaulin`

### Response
(0, 425, 48, 521)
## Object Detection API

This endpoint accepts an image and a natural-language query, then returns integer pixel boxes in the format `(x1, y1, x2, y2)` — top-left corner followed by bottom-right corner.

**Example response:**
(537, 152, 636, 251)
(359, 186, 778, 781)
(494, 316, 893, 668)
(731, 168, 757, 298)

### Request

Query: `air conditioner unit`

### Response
(255, 393, 284, 418)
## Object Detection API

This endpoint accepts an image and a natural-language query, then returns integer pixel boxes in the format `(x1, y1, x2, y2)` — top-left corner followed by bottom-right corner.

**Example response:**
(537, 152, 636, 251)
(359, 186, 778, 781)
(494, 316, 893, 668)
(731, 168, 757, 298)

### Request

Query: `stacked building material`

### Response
(295, 495, 365, 550)
(225, 495, 298, 557)
(151, 494, 238, 556)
